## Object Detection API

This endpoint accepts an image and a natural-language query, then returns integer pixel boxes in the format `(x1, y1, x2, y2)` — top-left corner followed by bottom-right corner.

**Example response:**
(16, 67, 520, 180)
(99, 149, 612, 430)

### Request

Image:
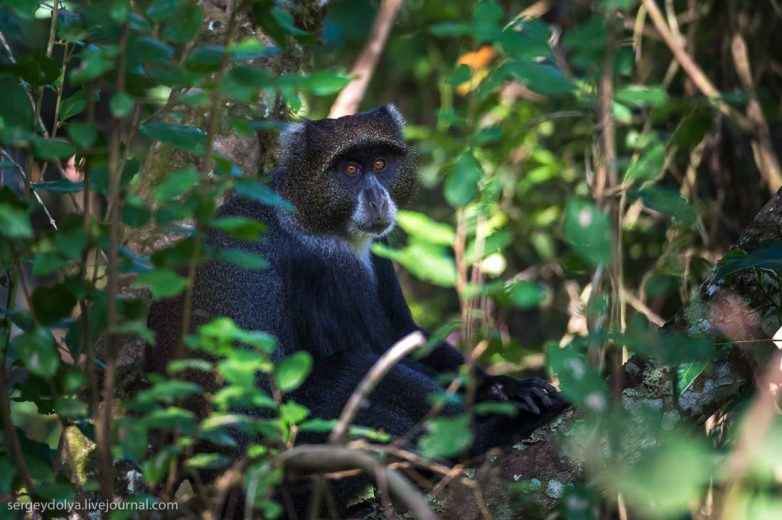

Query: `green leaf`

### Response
(304, 71, 351, 96)
(218, 351, 269, 387)
(373, 242, 456, 288)
(212, 386, 276, 411)
(135, 269, 188, 298)
(396, 211, 455, 245)
(472, 1, 503, 42)
(122, 195, 151, 228)
(445, 150, 482, 207)
(625, 142, 665, 181)
(59, 89, 87, 122)
(153, 167, 200, 201)
(509, 281, 546, 309)
(139, 122, 207, 154)
(429, 22, 471, 37)
(67, 121, 98, 149)
(229, 38, 276, 61)
(418, 415, 473, 459)
(471, 125, 503, 146)
(110, 0, 131, 22)
(713, 241, 782, 281)
(279, 401, 309, 424)
(115, 321, 156, 344)
(274, 352, 313, 392)
(223, 66, 271, 102)
(110, 92, 134, 118)
(505, 62, 574, 97)
(70, 46, 117, 84)
(146, 0, 178, 21)
(186, 453, 230, 470)
(234, 182, 292, 209)
(212, 216, 266, 241)
(11, 328, 59, 377)
(55, 397, 88, 419)
(616, 85, 668, 108)
(32, 283, 77, 324)
(4, 0, 38, 18)
(0, 188, 32, 239)
(216, 249, 269, 270)
(0, 77, 34, 129)
(185, 45, 225, 73)
(447, 64, 472, 86)
(53, 215, 87, 259)
(634, 186, 696, 227)
(562, 199, 612, 266)
(32, 138, 76, 159)
(474, 401, 518, 417)
(129, 36, 175, 65)
(11, 50, 60, 86)
(161, 2, 202, 44)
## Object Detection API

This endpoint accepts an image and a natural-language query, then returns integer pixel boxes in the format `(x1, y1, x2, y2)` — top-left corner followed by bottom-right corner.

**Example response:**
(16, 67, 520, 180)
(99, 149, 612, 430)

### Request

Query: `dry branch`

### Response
(328, 0, 403, 118)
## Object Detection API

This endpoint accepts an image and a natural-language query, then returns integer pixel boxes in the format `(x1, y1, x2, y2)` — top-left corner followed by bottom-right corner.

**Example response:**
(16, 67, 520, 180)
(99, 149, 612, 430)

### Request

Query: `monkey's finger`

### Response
(535, 380, 558, 394)
(531, 387, 553, 407)
(521, 395, 540, 414)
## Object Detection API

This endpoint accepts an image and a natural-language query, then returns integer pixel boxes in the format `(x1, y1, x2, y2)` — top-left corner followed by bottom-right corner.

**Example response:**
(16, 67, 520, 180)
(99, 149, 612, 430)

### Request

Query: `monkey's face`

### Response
(274, 105, 417, 242)
(331, 145, 401, 241)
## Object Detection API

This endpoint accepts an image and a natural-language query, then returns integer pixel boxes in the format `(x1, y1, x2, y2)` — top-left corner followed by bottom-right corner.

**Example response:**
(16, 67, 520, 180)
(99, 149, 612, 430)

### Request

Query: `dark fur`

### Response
(146, 105, 567, 512)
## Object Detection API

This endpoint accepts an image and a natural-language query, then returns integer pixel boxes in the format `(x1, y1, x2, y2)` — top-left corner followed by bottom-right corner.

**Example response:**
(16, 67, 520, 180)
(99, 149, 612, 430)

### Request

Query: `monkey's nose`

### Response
(369, 198, 388, 212)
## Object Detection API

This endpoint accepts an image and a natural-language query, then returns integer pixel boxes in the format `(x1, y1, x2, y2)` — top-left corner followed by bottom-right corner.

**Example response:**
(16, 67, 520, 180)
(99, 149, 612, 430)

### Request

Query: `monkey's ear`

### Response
(278, 121, 308, 162)
(381, 104, 406, 129)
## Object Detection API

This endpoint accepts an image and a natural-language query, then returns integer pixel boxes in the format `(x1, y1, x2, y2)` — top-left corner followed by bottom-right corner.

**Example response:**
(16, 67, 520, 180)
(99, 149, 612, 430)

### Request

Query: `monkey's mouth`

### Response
(353, 219, 394, 236)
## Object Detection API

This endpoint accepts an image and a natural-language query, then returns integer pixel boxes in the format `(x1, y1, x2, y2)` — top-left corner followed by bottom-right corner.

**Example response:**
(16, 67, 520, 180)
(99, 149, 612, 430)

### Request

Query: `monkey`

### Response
(146, 104, 568, 511)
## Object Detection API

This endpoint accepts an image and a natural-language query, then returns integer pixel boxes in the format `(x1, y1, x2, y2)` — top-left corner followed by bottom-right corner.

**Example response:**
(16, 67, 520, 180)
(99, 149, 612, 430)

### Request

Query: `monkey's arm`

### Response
(373, 254, 562, 414)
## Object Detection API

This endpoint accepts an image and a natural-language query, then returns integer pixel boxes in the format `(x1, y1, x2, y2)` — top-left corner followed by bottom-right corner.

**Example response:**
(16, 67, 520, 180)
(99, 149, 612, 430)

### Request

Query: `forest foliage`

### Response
(0, 0, 781, 518)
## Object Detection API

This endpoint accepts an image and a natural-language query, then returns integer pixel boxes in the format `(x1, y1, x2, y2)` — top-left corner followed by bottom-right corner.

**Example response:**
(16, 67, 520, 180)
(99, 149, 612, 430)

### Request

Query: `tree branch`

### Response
(329, 0, 403, 118)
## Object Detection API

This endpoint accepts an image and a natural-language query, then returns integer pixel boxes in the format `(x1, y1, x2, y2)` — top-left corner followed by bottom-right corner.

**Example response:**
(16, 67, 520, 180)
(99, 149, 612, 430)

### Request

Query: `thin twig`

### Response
(328, 331, 426, 444)
(0, 149, 57, 229)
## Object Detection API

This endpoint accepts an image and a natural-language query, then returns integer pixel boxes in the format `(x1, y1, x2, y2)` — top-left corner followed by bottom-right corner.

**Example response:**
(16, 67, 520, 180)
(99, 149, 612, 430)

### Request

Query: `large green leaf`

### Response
(562, 199, 612, 266)
(445, 150, 482, 208)
(418, 415, 473, 459)
(274, 351, 313, 392)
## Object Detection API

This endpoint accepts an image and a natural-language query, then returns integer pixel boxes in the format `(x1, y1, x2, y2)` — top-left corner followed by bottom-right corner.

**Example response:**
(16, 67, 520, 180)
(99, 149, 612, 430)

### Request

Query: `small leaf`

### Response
(67, 122, 98, 149)
(153, 167, 200, 201)
(445, 150, 482, 208)
(32, 283, 76, 324)
(616, 85, 668, 108)
(429, 22, 470, 37)
(110, 92, 134, 118)
(274, 351, 313, 392)
(418, 415, 473, 459)
(212, 216, 266, 241)
(562, 199, 612, 266)
(32, 138, 76, 159)
(185, 453, 230, 470)
(0, 188, 32, 239)
(234, 182, 292, 209)
(135, 269, 188, 298)
(396, 211, 455, 245)
(509, 281, 546, 309)
(139, 121, 207, 154)
(216, 249, 269, 270)
(11, 328, 59, 377)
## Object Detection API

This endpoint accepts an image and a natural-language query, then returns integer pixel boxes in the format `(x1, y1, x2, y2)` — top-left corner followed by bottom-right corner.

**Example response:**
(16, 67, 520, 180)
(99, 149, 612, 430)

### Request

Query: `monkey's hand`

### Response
(477, 375, 562, 415)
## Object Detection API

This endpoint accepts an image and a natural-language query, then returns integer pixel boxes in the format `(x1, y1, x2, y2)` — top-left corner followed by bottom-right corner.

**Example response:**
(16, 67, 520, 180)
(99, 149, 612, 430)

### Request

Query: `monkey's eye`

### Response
(373, 158, 386, 171)
(343, 162, 361, 176)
